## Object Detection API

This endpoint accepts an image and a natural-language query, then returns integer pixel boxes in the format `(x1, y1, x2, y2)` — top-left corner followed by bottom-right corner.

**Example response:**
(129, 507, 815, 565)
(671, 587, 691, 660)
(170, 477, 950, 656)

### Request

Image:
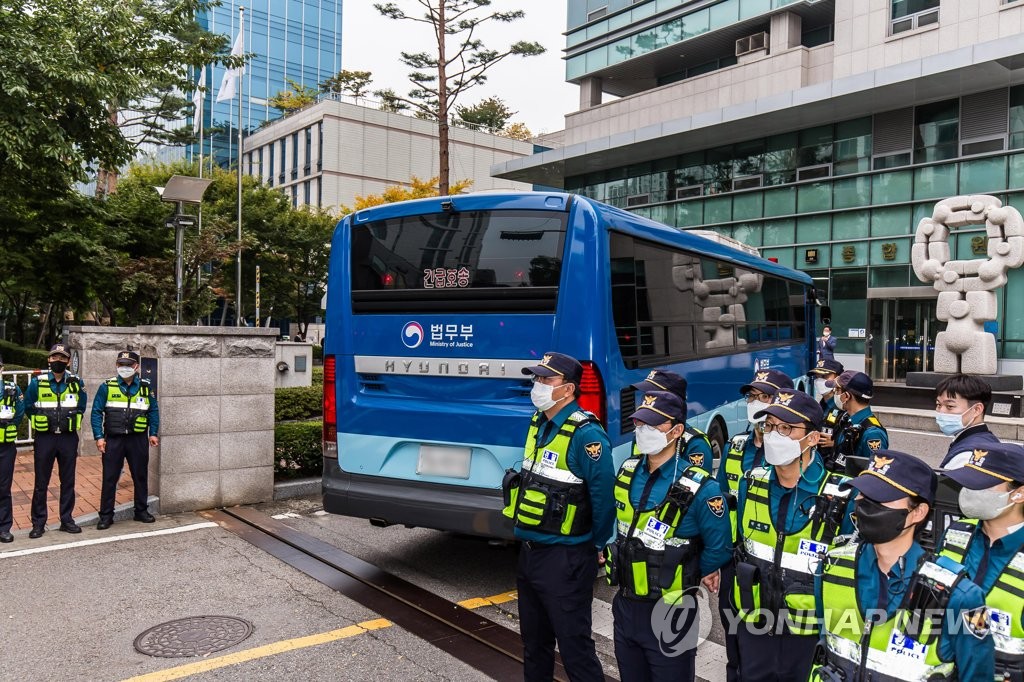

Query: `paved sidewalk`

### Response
(10, 448, 134, 531)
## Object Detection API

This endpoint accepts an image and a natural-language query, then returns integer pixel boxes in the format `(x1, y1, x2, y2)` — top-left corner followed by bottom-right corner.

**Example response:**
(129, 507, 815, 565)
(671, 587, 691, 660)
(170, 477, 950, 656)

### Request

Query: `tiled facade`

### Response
(494, 0, 1024, 378)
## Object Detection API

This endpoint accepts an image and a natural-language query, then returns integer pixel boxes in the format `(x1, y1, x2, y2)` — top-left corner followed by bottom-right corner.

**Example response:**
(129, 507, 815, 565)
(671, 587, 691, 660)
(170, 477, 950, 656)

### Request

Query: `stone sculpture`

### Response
(911, 195, 1024, 374)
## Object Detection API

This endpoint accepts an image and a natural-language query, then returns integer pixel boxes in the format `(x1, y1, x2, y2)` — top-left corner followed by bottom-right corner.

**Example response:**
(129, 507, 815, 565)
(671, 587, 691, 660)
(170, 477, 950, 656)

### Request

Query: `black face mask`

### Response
(49, 360, 68, 374)
(853, 497, 910, 545)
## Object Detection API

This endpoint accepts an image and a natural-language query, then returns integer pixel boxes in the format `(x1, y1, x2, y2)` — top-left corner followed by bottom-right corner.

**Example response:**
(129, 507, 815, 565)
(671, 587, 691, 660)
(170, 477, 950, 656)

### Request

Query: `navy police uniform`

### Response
(715, 368, 794, 682)
(24, 343, 87, 536)
(733, 390, 855, 682)
(939, 423, 1001, 468)
(813, 450, 994, 681)
(939, 443, 1024, 681)
(827, 371, 887, 475)
(607, 391, 731, 682)
(504, 352, 615, 682)
(91, 350, 160, 527)
(631, 370, 714, 473)
(0, 355, 26, 543)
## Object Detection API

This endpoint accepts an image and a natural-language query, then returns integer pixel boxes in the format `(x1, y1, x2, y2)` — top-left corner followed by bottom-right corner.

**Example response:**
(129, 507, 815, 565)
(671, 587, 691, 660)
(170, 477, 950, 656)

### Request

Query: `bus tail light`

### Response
(577, 361, 606, 426)
(323, 354, 338, 459)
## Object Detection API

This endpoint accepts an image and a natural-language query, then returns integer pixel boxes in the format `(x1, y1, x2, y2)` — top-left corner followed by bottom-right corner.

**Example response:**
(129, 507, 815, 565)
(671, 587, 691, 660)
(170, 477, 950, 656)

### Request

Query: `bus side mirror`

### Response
(820, 305, 832, 325)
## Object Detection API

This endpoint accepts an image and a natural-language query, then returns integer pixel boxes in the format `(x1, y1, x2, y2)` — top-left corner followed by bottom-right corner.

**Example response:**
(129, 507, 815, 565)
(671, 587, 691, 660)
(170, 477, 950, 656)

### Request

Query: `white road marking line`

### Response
(0, 522, 219, 559)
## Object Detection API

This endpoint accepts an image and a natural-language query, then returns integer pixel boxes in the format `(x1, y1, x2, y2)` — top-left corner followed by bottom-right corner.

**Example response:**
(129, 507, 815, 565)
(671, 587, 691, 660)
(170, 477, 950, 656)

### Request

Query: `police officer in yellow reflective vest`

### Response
(631, 370, 714, 473)
(938, 442, 1024, 681)
(607, 391, 731, 682)
(827, 371, 888, 476)
(503, 352, 614, 682)
(91, 350, 160, 528)
(809, 359, 845, 473)
(813, 450, 994, 681)
(25, 343, 87, 537)
(714, 367, 794, 682)
(0, 354, 26, 543)
(732, 390, 855, 682)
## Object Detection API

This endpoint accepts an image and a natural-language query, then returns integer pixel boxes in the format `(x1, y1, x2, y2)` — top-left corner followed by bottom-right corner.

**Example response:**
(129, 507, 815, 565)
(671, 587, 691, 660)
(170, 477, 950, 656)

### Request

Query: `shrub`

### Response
(312, 344, 323, 361)
(275, 384, 322, 421)
(0, 341, 49, 369)
(275, 420, 323, 479)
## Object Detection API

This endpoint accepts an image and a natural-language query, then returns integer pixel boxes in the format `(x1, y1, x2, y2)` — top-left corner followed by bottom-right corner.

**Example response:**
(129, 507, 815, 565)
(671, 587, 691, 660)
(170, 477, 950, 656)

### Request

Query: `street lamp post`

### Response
(157, 175, 213, 324)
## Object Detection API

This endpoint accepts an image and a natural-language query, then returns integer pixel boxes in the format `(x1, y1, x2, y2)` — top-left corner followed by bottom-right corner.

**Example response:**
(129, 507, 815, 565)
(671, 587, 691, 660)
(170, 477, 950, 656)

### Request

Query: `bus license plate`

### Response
(416, 445, 471, 479)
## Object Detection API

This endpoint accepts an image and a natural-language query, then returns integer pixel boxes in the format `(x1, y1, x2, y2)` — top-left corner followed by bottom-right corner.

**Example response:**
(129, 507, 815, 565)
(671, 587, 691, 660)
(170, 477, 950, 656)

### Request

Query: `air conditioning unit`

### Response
(675, 185, 703, 200)
(626, 193, 651, 208)
(732, 175, 763, 190)
(797, 164, 832, 181)
(735, 32, 768, 57)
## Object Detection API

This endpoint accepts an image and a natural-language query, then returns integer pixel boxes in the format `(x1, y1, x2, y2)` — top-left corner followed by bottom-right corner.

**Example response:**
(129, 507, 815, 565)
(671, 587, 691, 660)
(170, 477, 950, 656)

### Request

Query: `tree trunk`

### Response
(436, 1, 449, 195)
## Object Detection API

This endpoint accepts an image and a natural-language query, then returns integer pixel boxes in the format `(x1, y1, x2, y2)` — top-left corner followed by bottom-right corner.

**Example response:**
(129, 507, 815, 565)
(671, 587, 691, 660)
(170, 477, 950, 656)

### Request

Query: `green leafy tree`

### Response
(501, 121, 533, 141)
(454, 96, 515, 133)
(320, 70, 374, 99)
(374, 0, 545, 194)
(0, 0, 243, 202)
(269, 79, 320, 114)
(373, 88, 411, 113)
(339, 175, 473, 215)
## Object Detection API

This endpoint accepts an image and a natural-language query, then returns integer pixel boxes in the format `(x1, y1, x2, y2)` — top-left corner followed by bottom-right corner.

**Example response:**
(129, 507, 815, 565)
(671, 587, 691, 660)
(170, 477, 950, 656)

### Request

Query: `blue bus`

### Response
(322, 192, 816, 538)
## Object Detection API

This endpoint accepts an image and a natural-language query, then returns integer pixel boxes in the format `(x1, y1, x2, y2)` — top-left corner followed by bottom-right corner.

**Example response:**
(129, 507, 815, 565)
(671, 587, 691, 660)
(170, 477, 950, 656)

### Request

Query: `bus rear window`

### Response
(351, 210, 566, 313)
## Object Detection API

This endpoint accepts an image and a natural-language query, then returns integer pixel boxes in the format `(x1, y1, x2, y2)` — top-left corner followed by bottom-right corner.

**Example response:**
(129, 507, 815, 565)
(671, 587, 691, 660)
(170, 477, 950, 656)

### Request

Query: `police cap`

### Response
(739, 368, 794, 396)
(941, 442, 1024, 490)
(809, 358, 844, 377)
(48, 343, 71, 359)
(117, 350, 141, 366)
(629, 391, 686, 426)
(753, 389, 823, 428)
(631, 369, 687, 401)
(827, 370, 873, 399)
(521, 351, 583, 385)
(842, 450, 937, 504)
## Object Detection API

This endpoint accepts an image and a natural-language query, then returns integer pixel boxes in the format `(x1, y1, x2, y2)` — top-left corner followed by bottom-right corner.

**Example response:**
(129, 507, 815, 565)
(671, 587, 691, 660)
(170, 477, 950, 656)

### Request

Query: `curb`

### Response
(71, 495, 161, 528)
(273, 477, 320, 500)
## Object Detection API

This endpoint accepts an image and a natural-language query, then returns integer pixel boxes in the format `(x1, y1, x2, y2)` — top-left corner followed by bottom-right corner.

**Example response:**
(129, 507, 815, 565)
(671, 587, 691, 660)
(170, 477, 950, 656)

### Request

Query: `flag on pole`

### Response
(216, 30, 244, 103)
(192, 66, 206, 133)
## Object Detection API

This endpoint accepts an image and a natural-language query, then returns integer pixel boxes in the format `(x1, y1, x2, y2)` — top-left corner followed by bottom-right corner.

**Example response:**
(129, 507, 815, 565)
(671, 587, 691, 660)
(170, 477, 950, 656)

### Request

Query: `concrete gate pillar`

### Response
(66, 325, 279, 513)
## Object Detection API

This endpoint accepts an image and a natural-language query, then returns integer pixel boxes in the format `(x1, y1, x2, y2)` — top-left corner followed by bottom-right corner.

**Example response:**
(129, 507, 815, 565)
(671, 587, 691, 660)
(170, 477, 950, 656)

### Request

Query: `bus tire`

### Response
(707, 417, 726, 469)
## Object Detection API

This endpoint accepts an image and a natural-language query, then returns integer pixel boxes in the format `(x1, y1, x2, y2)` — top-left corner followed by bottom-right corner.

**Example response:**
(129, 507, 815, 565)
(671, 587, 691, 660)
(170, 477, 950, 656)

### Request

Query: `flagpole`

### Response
(236, 5, 245, 326)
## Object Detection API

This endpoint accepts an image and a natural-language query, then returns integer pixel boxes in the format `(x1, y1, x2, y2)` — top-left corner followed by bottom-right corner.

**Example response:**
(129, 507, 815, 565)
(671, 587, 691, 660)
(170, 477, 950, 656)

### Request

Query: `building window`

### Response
(279, 139, 286, 184)
(258, 147, 264, 182)
(304, 127, 312, 174)
(317, 178, 322, 207)
(1010, 85, 1024, 149)
(317, 122, 323, 172)
(291, 132, 299, 180)
(914, 99, 959, 163)
(891, 0, 939, 35)
(303, 180, 310, 206)
(268, 144, 275, 186)
(291, 184, 298, 208)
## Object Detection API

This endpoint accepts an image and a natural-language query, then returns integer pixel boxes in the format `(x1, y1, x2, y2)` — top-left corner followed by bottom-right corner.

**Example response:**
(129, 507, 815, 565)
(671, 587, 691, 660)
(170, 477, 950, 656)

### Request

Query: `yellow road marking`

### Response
(121, 590, 518, 681)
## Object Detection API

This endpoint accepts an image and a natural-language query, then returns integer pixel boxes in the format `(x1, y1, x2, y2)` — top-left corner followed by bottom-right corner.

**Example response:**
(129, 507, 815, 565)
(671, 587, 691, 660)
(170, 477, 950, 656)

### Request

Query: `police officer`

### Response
(503, 352, 614, 681)
(25, 343, 87, 537)
(934, 374, 1001, 468)
(91, 350, 160, 528)
(937, 442, 1024, 681)
(810, 359, 845, 472)
(715, 367, 794, 682)
(732, 390, 854, 682)
(631, 370, 713, 473)
(607, 391, 731, 681)
(827, 370, 887, 476)
(813, 450, 994, 680)
(0, 356, 25, 543)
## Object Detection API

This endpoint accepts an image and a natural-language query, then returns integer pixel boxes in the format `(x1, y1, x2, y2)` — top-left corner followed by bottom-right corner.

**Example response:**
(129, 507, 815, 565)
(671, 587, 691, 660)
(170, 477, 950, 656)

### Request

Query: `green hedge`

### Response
(275, 384, 322, 421)
(275, 420, 323, 479)
(312, 344, 323, 361)
(0, 341, 49, 369)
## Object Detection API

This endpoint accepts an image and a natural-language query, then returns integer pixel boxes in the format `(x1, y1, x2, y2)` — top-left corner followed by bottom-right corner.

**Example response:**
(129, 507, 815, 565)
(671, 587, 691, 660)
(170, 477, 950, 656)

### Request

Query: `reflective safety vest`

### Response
(817, 543, 956, 682)
(102, 378, 152, 435)
(723, 432, 755, 544)
(605, 457, 705, 602)
(939, 519, 1024, 670)
(0, 382, 19, 443)
(31, 375, 82, 434)
(734, 467, 851, 635)
(632, 425, 712, 472)
(502, 410, 596, 537)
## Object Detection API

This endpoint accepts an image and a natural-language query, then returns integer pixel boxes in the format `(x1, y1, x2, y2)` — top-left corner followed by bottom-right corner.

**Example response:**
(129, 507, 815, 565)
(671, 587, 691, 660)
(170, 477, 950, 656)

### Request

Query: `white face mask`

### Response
(635, 424, 672, 455)
(117, 366, 136, 379)
(747, 401, 767, 424)
(958, 487, 1014, 520)
(834, 392, 847, 411)
(763, 430, 804, 466)
(814, 378, 830, 397)
(530, 381, 564, 411)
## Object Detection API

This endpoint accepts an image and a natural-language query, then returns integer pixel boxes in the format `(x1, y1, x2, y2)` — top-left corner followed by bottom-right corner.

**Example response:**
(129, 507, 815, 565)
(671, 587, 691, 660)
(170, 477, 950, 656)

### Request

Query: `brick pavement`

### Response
(10, 447, 134, 531)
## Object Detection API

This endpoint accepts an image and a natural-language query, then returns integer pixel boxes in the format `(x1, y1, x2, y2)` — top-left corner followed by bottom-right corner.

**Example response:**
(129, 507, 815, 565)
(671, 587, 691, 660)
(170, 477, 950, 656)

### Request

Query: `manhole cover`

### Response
(134, 616, 254, 658)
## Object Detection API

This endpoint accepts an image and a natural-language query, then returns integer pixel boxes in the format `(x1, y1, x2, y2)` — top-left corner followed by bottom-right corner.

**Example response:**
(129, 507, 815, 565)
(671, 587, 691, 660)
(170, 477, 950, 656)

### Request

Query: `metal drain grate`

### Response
(134, 616, 254, 658)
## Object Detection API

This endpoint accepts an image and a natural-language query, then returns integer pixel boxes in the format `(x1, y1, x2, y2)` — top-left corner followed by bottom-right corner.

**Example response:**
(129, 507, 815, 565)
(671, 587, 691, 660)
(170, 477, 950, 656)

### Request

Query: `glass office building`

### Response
(194, 0, 342, 166)
(494, 0, 1024, 379)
